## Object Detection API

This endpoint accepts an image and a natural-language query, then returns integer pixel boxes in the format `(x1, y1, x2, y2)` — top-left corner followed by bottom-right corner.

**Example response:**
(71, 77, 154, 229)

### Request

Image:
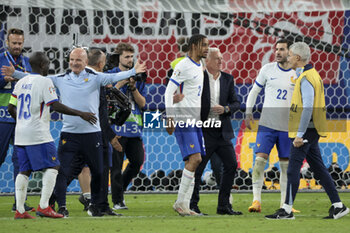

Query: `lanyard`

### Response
(4, 51, 27, 72)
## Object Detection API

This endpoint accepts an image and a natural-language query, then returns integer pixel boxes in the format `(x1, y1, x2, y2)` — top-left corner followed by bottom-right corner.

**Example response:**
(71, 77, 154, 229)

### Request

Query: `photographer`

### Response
(106, 43, 147, 210)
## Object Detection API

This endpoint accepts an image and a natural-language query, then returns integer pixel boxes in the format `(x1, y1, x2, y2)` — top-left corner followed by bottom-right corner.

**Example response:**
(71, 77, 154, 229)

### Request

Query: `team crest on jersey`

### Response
(257, 143, 260, 148)
(84, 78, 89, 82)
(190, 144, 194, 149)
(52, 156, 56, 161)
(49, 86, 56, 94)
(62, 139, 66, 145)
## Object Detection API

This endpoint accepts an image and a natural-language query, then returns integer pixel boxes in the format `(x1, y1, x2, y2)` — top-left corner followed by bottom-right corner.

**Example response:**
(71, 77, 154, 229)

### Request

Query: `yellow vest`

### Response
(289, 65, 327, 138)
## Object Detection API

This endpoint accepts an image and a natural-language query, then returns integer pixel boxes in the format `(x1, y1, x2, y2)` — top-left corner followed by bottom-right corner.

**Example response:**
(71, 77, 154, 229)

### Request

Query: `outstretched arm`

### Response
(99, 60, 147, 86)
(51, 101, 97, 125)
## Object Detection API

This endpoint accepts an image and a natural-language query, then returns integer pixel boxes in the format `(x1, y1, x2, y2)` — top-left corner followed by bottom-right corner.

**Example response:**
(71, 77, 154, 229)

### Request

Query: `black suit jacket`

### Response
(201, 70, 240, 141)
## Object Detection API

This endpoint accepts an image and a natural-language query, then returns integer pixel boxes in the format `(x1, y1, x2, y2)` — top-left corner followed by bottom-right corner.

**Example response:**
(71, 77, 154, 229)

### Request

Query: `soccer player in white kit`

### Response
(165, 34, 209, 216)
(245, 39, 297, 213)
(8, 52, 96, 219)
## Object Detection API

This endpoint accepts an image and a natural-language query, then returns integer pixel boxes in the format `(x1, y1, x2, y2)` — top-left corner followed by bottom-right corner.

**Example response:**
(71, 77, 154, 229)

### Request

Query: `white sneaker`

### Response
(324, 204, 349, 219)
(333, 205, 349, 219)
(112, 201, 128, 210)
(173, 201, 190, 216)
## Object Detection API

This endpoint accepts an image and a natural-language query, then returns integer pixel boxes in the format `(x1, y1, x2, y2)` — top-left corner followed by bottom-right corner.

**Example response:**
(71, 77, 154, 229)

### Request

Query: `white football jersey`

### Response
(169, 56, 204, 122)
(255, 62, 296, 131)
(12, 75, 58, 145)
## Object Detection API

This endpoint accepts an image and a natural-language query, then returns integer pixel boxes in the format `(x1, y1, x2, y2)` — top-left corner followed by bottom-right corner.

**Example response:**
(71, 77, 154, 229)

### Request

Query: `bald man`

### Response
(4, 47, 146, 217)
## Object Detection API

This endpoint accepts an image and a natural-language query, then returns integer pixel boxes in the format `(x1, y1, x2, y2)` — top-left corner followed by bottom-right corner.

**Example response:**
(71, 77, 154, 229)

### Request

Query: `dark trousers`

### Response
(0, 123, 19, 202)
(54, 132, 104, 208)
(110, 137, 144, 204)
(66, 142, 110, 211)
(190, 127, 238, 208)
(285, 128, 340, 205)
(210, 153, 223, 188)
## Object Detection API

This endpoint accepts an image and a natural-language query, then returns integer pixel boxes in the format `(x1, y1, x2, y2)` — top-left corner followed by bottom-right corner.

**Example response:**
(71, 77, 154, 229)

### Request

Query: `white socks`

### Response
(252, 157, 267, 202)
(15, 174, 29, 214)
(40, 169, 58, 209)
(333, 202, 343, 208)
(83, 192, 91, 200)
(282, 203, 292, 214)
(177, 168, 194, 208)
(279, 160, 289, 207)
(184, 178, 195, 207)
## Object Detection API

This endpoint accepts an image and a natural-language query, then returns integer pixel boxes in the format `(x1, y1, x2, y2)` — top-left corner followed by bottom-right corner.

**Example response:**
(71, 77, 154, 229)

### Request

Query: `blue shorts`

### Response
(255, 125, 291, 158)
(174, 126, 206, 161)
(16, 142, 60, 172)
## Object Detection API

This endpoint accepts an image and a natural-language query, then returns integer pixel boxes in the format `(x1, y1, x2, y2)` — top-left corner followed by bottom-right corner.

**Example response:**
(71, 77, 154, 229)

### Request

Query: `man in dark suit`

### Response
(190, 48, 242, 215)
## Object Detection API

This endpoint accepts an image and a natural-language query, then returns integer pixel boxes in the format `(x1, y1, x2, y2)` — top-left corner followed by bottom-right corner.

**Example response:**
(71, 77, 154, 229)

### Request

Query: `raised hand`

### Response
(1, 64, 15, 77)
(134, 60, 147, 74)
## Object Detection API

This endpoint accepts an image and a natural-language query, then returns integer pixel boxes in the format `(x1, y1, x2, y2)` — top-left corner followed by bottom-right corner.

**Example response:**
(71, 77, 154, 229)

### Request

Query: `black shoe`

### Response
(324, 204, 349, 219)
(78, 194, 91, 211)
(265, 208, 294, 220)
(87, 204, 104, 217)
(101, 207, 123, 216)
(217, 206, 243, 215)
(190, 205, 208, 216)
(57, 206, 69, 218)
(12, 203, 35, 212)
(112, 201, 128, 210)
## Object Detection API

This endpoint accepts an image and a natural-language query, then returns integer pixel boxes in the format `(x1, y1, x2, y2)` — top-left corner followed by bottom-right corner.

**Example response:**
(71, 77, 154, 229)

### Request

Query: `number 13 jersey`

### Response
(11, 75, 58, 145)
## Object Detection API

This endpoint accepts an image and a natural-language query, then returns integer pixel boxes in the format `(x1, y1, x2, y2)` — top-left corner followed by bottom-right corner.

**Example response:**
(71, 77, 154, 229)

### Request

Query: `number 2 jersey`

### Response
(10, 75, 58, 145)
(253, 62, 296, 132)
(167, 56, 204, 122)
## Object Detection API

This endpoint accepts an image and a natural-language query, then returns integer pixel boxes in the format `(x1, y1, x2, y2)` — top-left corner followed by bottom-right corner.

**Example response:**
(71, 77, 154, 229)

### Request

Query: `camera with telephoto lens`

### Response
(130, 72, 147, 82)
(106, 87, 132, 126)
(103, 53, 120, 72)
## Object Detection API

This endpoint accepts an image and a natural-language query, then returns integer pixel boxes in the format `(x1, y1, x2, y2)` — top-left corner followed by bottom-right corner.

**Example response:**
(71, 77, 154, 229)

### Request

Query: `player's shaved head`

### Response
(29, 51, 50, 76)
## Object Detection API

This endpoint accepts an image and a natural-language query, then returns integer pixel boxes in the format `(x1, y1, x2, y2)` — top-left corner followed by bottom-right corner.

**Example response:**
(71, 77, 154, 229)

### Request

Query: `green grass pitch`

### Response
(0, 192, 349, 233)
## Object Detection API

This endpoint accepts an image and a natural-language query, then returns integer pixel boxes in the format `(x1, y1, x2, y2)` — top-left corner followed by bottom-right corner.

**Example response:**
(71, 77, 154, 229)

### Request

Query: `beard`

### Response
(9, 48, 22, 56)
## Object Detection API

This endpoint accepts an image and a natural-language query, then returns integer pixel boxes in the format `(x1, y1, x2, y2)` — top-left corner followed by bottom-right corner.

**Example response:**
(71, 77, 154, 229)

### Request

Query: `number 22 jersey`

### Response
(255, 62, 296, 132)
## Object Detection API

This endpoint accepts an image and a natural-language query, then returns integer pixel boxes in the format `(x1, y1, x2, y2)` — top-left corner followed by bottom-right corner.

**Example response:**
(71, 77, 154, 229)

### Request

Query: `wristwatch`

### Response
(224, 106, 230, 113)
